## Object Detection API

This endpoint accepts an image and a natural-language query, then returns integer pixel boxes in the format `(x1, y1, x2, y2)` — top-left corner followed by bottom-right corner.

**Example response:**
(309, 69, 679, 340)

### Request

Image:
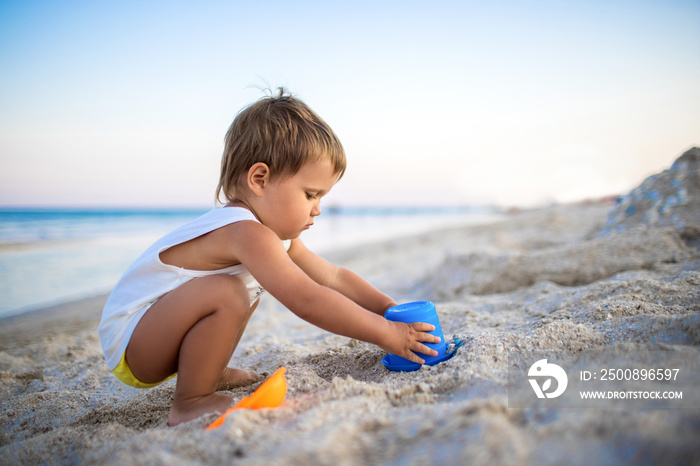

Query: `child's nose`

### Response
(311, 203, 321, 216)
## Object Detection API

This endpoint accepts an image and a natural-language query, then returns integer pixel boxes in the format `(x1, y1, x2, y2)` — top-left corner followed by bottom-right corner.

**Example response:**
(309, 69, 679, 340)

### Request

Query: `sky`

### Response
(1, 0, 699, 208)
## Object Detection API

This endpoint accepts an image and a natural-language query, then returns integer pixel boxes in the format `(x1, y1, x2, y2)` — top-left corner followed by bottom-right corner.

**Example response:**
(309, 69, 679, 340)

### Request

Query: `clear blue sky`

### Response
(1, 0, 698, 207)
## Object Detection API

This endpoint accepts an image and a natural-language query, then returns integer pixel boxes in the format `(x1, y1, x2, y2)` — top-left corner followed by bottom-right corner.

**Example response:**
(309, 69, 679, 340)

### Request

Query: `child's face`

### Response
(258, 158, 338, 240)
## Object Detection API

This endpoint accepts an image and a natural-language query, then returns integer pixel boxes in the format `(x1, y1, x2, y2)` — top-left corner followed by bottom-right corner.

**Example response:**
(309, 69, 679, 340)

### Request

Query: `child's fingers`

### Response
(408, 322, 436, 333)
(401, 350, 426, 365)
(397, 342, 438, 365)
(419, 332, 441, 344)
(411, 342, 439, 358)
(386, 321, 441, 364)
(408, 322, 441, 344)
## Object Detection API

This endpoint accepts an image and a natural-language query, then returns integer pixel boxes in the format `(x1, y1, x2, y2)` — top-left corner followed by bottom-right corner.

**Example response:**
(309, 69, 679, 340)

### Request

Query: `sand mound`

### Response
(425, 228, 695, 298)
(422, 148, 700, 299)
(599, 146, 700, 235)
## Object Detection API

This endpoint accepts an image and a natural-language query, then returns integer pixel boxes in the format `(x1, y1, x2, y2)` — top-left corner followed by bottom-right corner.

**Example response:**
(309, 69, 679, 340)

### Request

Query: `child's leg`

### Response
(216, 298, 261, 390)
(125, 274, 254, 426)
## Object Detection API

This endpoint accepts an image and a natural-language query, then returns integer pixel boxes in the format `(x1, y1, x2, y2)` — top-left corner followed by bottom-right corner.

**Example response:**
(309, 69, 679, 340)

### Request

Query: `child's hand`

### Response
(382, 321, 442, 365)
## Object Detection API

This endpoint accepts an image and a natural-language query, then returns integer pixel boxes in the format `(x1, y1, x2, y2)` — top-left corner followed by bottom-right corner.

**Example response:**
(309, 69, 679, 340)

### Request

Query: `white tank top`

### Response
(98, 207, 290, 370)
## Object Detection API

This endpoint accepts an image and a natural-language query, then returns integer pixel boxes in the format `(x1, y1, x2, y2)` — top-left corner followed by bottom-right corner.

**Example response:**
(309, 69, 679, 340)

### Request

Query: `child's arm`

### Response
(226, 221, 440, 364)
(286, 237, 395, 316)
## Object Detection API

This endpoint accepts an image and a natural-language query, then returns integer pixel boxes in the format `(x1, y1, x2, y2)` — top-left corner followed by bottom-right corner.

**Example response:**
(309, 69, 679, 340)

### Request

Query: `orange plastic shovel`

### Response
(206, 367, 287, 430)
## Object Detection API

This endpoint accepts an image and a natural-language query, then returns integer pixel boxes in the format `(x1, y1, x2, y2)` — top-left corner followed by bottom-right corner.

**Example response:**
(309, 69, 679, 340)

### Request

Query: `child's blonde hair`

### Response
(216, 88, 346, 204)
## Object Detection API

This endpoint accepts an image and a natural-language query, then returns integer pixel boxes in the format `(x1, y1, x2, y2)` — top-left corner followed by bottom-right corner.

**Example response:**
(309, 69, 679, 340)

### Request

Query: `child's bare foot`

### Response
(168, 393, 231, 426)
(216, 367, 262, 390)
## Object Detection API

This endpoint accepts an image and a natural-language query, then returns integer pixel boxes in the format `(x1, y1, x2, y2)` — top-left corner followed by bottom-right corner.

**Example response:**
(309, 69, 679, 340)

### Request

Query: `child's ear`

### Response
(247, 162, 270, 196)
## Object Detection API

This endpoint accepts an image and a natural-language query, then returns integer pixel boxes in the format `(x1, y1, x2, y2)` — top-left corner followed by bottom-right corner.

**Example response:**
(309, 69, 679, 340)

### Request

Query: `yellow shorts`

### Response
(111, 352, 176, 389)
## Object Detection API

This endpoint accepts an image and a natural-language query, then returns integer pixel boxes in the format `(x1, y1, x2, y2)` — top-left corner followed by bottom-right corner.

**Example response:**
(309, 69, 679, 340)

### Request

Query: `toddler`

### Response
(98, 89, 440, 426)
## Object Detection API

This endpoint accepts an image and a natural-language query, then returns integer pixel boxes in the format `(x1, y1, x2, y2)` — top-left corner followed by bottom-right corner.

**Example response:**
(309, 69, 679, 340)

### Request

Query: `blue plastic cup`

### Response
(385, 301, 446, 366)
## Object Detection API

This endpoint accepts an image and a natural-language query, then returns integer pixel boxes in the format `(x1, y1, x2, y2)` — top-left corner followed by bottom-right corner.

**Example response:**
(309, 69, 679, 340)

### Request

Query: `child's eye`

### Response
(306, 193, 317, 200)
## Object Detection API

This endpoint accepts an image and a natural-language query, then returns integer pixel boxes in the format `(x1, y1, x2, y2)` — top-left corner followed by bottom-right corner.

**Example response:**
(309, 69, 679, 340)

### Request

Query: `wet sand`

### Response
(1, 149, 699, 465)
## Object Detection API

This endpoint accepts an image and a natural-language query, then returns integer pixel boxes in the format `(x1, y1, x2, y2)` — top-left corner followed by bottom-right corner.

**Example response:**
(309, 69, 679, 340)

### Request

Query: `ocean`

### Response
(0, 206, 501, 318)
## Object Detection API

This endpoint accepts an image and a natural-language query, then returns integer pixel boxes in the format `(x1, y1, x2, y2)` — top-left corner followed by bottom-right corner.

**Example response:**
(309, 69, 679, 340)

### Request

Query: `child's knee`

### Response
(201, 275, 250, 314)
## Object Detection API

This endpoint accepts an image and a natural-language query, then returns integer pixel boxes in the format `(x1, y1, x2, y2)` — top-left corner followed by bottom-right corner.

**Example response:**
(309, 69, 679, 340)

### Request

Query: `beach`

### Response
(1, 149, 699, 465)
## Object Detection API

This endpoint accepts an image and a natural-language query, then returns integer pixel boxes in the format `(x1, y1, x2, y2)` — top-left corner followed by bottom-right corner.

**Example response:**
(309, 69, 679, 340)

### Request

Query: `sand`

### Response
(1, 148, 699, 465)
